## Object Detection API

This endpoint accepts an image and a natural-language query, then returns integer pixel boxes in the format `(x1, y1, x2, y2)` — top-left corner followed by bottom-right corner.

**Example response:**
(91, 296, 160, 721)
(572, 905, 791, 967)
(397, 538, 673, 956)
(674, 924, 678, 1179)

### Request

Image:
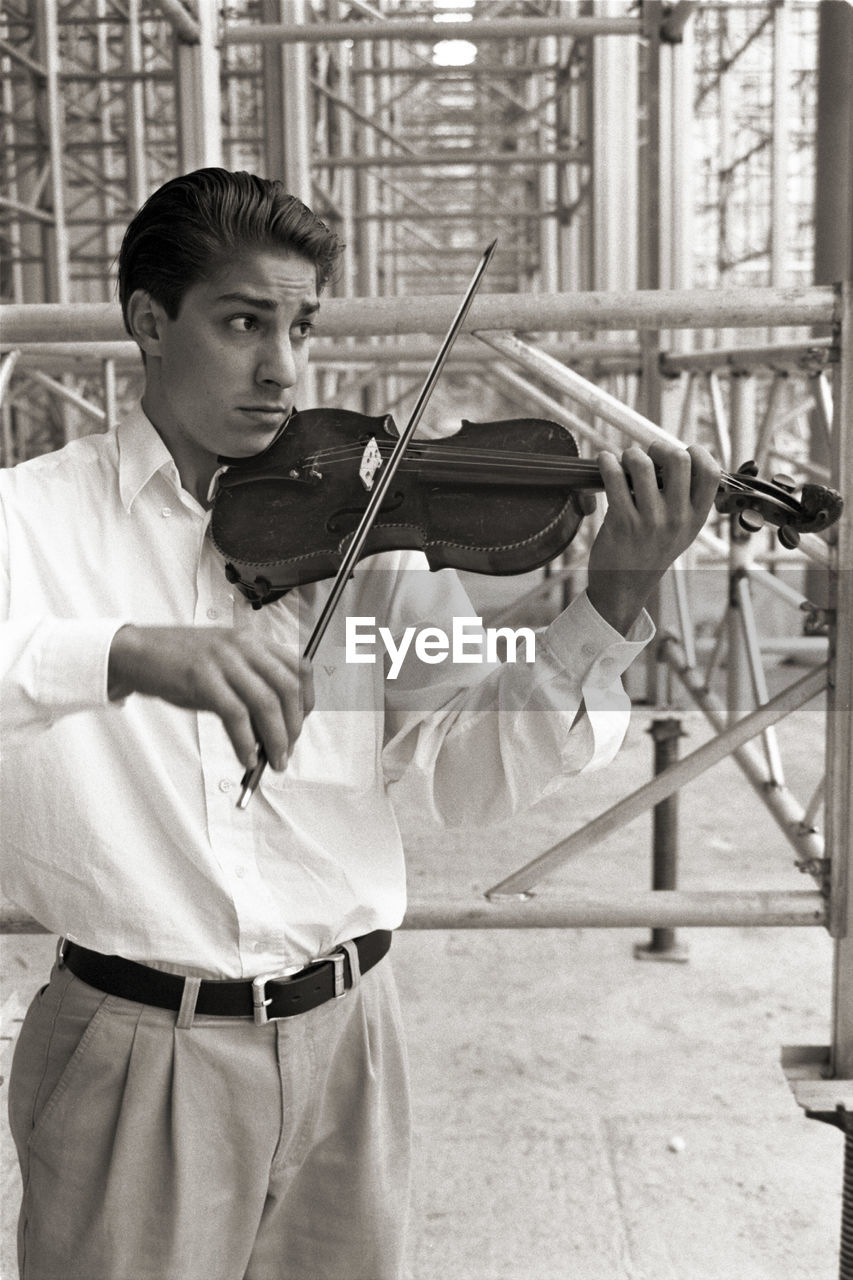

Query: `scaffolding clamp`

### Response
(800, 601, 834, 637)
(794, 854, 831, 890)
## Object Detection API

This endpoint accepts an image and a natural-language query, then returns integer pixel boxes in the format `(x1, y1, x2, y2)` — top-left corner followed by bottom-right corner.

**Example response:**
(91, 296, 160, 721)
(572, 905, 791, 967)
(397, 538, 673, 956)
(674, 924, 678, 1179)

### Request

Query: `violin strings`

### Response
(303, 440, 600, 469)
(304, 441, 605, 475)
(259, 439, 796, 507)
(303, 439, 750, 483)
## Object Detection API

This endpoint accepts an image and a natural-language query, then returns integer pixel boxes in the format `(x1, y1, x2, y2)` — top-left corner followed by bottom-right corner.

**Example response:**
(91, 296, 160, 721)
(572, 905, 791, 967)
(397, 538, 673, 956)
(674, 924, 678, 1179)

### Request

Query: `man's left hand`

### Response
(585, 442, 721, 635)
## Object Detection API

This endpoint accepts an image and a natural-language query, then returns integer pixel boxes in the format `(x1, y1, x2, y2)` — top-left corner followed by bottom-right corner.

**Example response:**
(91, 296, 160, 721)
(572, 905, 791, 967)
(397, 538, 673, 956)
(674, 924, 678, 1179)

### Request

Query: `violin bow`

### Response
(238, 239, 499, 809)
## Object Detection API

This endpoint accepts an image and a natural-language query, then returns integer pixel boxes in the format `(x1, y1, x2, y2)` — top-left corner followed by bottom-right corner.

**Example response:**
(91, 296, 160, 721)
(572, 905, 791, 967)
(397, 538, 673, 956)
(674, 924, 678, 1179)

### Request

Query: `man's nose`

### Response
(257, 334, 297, 389)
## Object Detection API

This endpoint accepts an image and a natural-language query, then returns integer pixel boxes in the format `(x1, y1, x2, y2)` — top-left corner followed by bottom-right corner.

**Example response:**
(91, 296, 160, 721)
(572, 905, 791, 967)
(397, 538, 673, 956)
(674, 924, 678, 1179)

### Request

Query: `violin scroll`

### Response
(714, 457, 843, 550)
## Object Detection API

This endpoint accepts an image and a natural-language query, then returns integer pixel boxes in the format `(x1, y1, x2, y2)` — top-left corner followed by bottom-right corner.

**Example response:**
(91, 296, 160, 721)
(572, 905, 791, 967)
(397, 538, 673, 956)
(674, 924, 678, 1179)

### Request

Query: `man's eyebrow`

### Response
(215, 292, 320, 317)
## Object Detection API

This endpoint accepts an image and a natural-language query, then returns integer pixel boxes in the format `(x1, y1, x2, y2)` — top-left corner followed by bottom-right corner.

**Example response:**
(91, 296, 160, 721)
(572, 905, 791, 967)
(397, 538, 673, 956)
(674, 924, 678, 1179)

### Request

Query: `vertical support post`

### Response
(538, 36, 560, 297)
(38, 0, 70, 304)
(1, 43, 25, 302)
(125, 0, 149, 207)
(354, 38, 379, 414)
(659, 5, 694, 306)
(280, 0, 315, 406)
(330, 0, 357, 299)
(770, 0, 789, 296)
(658, 8, 696, 657)
(377, 34, 395, 417)
(279, 0, 313, 203)
(726, 372, 756, 722)
(354, 39, 379, 299)
(829, 282, 853, 1070)
(175, 0, 222, 172)
(809, 10, 853, 1250)
(639, 1, 663, 704)
(814, 2, 853, 290)
(261, 0, 315, 405)
(96, 0, 117, 293)
(561, 38, 590, 291)
(634, 717, 689, 963)
(809, 0, 853, 619)
(590, 4, 638, 299)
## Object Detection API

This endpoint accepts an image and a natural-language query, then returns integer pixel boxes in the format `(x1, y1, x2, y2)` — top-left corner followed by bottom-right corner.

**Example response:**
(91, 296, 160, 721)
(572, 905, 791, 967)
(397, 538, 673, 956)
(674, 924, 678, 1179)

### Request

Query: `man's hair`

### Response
(117, 168, 343, 333)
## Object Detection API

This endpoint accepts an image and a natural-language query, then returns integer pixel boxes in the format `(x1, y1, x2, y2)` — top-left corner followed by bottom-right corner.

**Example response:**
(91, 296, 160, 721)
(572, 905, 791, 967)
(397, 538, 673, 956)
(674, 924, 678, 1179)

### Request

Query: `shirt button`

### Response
(207, 607, 220, 620)
(218, 778, 233, 793)
(582, 642, 597, 657)
(252, 941, 265, 953)
(161, 507, 172, 518)
(234, 865, 247, 879)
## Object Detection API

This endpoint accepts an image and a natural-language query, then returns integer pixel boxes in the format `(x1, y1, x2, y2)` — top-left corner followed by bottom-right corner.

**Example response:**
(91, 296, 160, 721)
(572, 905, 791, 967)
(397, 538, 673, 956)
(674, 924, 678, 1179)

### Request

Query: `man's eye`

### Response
(294, 320, 314, 339)
(228, 316, 257, 333)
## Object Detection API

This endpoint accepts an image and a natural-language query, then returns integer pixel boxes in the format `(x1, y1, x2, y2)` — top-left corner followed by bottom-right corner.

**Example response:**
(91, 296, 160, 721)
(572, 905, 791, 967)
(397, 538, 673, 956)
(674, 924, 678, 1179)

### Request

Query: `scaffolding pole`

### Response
(221, 16, 645, 46)
(486, 665, 827, 899)
(0, 286, 837, 343)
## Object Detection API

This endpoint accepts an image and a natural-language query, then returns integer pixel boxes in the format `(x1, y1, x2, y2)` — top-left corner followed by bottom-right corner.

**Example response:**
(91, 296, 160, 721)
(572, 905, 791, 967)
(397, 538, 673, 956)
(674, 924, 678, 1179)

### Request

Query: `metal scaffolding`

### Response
(2, 0, 853, 1270)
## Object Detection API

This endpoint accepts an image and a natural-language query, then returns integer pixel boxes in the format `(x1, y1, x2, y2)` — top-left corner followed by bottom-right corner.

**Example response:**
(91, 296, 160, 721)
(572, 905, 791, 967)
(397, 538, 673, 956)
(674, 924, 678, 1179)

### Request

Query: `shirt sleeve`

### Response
(0, 497, 125, 732)
(379, 554, 653, 828)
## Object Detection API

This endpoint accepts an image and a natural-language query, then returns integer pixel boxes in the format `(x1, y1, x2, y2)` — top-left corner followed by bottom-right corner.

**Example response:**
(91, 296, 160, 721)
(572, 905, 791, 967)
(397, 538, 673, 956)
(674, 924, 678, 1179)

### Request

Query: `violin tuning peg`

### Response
(778, 525, 800, 550)
(771, 473, 797, 493)
(736, 459, 760, 478)
(738, 508, 765, 533)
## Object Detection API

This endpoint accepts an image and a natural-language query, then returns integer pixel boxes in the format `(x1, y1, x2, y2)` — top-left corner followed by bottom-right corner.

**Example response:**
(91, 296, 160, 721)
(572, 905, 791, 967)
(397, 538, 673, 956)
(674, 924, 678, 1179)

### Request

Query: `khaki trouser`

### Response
(8, 956, 411, 1280)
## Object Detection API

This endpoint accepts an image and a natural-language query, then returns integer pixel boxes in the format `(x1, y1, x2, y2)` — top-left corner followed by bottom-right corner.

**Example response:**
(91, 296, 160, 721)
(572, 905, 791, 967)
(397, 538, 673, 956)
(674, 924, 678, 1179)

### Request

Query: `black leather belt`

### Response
(61, 930, 392, 1025)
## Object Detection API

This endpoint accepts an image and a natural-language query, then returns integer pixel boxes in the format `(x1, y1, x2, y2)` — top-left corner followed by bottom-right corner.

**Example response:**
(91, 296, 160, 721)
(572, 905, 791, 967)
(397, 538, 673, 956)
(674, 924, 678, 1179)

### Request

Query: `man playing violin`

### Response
(1, 168, 720, 1280)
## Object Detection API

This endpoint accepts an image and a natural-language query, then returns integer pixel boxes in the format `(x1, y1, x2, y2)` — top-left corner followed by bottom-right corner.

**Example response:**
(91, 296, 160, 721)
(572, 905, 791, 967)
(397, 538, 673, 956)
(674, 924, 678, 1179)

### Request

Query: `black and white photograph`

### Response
(1, 1, 851, 1277)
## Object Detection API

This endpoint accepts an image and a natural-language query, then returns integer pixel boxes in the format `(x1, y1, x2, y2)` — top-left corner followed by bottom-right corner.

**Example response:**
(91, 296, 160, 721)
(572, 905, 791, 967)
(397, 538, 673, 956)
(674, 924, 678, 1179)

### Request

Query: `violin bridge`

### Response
(359, 437, 383, 491)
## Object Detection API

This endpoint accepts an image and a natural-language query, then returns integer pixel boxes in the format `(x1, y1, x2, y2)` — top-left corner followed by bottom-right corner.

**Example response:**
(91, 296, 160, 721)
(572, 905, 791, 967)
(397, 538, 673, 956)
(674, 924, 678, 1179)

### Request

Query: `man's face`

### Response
(147, 248, 319, 470)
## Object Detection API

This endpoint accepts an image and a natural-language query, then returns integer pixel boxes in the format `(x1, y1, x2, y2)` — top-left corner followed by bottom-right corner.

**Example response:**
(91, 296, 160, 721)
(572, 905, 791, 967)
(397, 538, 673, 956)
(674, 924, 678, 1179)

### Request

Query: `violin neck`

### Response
(411, 453, 607, 490)
(411, 448, 744, 503)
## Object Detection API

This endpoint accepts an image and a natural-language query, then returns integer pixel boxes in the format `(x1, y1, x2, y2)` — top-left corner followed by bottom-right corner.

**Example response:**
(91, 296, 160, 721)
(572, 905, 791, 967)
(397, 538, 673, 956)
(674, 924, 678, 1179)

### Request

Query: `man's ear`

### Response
(126, 289, 167, 358)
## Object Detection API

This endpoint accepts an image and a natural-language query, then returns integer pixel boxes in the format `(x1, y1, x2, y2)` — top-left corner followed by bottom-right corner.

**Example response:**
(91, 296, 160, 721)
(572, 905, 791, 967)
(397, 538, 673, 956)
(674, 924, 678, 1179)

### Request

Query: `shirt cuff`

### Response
(541, 590, 655, 771)
(26, 618, 128, 712)
(542, 589, 654, 674)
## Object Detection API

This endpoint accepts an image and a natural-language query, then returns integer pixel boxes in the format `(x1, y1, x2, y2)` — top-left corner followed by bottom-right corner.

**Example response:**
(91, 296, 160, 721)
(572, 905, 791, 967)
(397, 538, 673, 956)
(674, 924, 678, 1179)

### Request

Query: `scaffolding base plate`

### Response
(632, 939, 690, 964)
(781, 1044, 853, 1130)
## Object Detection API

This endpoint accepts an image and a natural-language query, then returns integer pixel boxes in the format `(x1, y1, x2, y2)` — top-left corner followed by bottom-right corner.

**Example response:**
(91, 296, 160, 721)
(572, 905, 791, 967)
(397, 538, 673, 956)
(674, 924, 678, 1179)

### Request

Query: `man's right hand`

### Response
(108, 625, 314, 772)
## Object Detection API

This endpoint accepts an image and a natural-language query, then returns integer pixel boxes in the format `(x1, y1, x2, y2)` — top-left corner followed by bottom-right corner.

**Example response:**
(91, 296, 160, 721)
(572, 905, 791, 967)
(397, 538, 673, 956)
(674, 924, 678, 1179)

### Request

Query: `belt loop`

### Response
(176, 976, 202, 1029)
(340, 939, 361, 991)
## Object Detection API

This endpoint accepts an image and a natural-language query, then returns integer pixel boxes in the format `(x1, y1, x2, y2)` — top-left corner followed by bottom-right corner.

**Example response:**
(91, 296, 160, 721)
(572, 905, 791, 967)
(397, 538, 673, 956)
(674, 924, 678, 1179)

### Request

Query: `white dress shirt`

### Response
(0, 404, 652, 978)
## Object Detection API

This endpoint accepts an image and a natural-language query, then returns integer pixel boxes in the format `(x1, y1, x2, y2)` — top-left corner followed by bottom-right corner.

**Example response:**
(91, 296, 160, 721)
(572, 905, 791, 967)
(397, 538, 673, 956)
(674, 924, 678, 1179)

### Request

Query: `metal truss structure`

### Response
(2, 0, 853, 1269)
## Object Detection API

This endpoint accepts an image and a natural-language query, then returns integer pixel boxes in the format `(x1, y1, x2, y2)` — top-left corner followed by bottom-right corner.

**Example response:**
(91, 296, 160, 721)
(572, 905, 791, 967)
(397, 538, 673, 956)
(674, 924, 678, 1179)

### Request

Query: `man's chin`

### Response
(218, 418, 288, 462)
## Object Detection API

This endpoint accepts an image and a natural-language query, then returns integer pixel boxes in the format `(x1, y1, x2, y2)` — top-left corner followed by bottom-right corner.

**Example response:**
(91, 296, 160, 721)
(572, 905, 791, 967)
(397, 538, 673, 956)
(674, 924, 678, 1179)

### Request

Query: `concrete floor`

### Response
(1, 673, 844, 1279)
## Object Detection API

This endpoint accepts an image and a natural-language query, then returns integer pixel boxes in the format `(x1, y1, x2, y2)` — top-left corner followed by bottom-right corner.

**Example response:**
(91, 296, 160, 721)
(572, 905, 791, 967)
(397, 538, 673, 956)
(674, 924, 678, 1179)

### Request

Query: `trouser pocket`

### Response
(8, 962, 108, 1162)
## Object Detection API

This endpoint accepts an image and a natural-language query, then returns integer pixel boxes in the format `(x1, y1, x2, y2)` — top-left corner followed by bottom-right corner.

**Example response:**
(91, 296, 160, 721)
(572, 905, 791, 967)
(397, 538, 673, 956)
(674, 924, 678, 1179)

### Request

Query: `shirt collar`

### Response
(117, 402, 183, 513)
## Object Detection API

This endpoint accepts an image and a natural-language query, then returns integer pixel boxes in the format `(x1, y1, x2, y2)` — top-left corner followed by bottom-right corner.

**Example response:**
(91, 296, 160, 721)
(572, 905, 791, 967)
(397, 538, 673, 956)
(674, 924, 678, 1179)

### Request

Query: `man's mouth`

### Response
(236, 406, 289, 426)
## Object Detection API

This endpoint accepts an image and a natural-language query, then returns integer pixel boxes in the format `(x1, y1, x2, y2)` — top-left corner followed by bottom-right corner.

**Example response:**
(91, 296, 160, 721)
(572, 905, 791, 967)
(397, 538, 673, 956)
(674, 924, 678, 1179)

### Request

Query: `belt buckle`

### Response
(251, 950, 347, 1026)
(251, 962, 305, 1026)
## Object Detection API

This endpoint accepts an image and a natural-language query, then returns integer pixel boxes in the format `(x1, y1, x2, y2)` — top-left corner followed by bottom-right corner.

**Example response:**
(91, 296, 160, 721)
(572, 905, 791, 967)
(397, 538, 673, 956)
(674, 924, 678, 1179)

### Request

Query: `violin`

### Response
(210, 405, 844, 609)
(214, 242, 843, 809)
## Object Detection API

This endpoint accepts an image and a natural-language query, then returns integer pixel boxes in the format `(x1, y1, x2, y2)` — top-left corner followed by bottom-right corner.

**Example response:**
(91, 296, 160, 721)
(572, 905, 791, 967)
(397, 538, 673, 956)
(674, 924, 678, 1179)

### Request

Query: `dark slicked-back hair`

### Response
(118, 168, 342, 332)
